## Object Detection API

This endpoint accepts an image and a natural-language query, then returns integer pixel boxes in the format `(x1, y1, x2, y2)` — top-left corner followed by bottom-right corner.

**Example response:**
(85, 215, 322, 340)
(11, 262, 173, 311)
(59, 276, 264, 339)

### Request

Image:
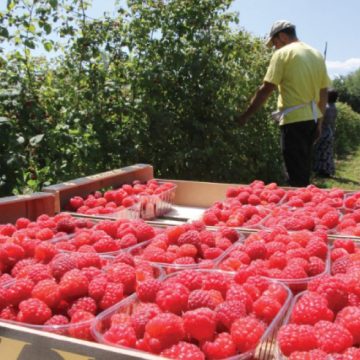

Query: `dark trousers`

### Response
(280, 120, 317, 187)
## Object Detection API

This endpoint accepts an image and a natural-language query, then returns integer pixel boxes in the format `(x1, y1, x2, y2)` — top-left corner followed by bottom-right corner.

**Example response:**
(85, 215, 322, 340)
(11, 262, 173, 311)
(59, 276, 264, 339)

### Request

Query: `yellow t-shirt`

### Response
(264, 41, 331, 125)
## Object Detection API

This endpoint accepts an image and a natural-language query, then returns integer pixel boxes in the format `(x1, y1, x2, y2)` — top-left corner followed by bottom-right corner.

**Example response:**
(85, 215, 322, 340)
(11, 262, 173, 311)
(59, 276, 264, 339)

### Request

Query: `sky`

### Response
(2, 0, 360, 78)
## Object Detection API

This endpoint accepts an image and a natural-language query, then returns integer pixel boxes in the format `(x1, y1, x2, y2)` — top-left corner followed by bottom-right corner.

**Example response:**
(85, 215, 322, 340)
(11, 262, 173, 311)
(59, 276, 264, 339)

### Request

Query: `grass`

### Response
(313, 147, 360, 190)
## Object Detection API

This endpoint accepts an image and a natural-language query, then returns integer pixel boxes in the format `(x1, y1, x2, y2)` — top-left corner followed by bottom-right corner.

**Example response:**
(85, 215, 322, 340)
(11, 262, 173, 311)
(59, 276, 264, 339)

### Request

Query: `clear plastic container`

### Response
(92, 269, 292, 360)
(215, 234, 330, 294)
(137, 182, 177, 220)
(128, 230, 245, 274)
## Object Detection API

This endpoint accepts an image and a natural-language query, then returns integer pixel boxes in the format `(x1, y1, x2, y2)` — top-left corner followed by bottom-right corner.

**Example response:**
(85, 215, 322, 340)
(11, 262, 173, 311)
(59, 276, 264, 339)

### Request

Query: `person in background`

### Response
(313, 88, 338, 177)
(237, 20, 331, 187)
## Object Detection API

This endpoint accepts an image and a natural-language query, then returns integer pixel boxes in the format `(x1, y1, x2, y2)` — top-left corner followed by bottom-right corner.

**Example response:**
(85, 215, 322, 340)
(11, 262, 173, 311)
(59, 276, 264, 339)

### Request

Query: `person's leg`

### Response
(280, 120, 317, 187)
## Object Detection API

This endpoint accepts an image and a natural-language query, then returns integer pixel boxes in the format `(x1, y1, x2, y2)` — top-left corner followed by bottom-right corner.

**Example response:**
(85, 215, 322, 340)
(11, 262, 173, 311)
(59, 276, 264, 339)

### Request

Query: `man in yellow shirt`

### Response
(238, 20, 331, 187)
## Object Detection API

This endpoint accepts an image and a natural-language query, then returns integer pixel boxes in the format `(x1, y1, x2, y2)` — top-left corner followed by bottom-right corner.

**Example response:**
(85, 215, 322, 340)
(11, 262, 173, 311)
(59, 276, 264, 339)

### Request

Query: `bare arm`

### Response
(314, 87, 328, 143)
(237, 82, 277, 126)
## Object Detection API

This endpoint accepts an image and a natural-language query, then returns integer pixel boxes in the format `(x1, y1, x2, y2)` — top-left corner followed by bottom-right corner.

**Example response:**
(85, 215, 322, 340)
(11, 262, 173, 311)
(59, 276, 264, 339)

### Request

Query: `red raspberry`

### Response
(15, 217, 31, 229)
(215, 300, 246, 330)
(99, 282, 124, 310)
(306, 240, 328, 259)
(34, 242, 58, 262)
(0, 306, 17, 321)
(49, 254, 78, 280)
(307, 257, 326, 276)
(288, 350, 327, 360)
(183, 307, 216, 342)
(6, 278, 34, 306)
(202, 332, 237, 359)
(188, 289, 218, 310)
(331, 255, 352, 274)
(277, 324, 318, 356)
(333, 238, 356, 253)
(177, 230, 200, 247)
(59, 269, 89, 300)
(31, 279, 61, 308)
(105, 262, 136, 294)
(136, 279, 162, 302)
(69, 196, 84, 210)
(202, 271, 229, 297)
(230, 316, 265, 353)
(36, 228, 55, 241)
(314, 320, 353, 354)
(93, 237, 118, 253)
(290, 292, 334, 325)
(117, 234, 138, 249)
(68, 310, 95, 340)
(44, 314, 69, 327)
(203, 211, 220, 226)
(68, 296, 97, 317)
(2, 243, 25, 263)
(103, 323, 137, 348)
(219, 227, 239, 243)
(253, 295, 282, 323)
(320, 211, 339, 229)
(335, 306, 360, 345)
(80, 266, 102, 282)
(226, 284, 253, 312)
(0, 223, 17, 236)
(169, 270, 203, 290)
(11, 258, 38, 277)
(161, 341, 205, 360)
(156, 282, 189, 314)
(203, 247, 223, 260)
(16, 263, 53, 284)
(56, 218, 76, 233)
(144, 312, 185, 353)
(130, 303, 160, 338)
(17, 298, 52, 324)
(112, 252, 135, 267)
(134, 221, 156, 242)
(313, 277, 348, 312)
(245, 241, 267, 260)
(88, 275, 107, 302)
(331, 247, 349, 261)
(76, 252, 102, 269)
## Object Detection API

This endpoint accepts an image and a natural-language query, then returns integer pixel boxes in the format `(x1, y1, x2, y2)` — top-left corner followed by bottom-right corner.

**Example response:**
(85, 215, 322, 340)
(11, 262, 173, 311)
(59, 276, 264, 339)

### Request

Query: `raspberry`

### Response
(17, 298, 52, 325)
(161, 342, 205, 360)
(288, 350, 327, 360)
(16, 263, 53, 284)
(187, 289, 218, 310)
(6, 278, 34, 306)
(36, 228, 55, 241)
(314, 320, 353, 354)
(49, 254, 78, 280)
(313, 277, 348, 312)
(103, 323, 137, 348)
(277, 324, 318, 356)
(68, 310, 95, 340)
(177, 230, 200, 247)
(44, 314, 69, 326)
(99, 282, 124, 310)
(144, 313, 185, 353)
(93, 237, 118, 253)
(333, 238, 356, 254)
(202, 272, 229, 297)
(59, 269, 89, 300)
(134, 221, 156, 242)
(68, 296, 97, 317)
(290, 292, 334, 325)
(31, 279, 61, 308)
(182, 307, 216, 342)
(156, 283, 189, 314)
(335, 306, 360, 345)
(117, 234, 138, 249)
(112, 252, 135, 267)
(230, 316, 265, 353)
(15, 217, 31, 229)
(105, 263, 136, 294)
(11, 258, 37, 277)
(88, 275, 107, 302)
(320, 211, 339, 229)
(225, 284, 253, 312)
(215, 300, 246, 330)
(306, 240, 328, 259)
(174, 270, 203, 290)
(245, 241, 267, 260)
(0, 306, 17, 321)
(76, 252, 102, 269)
(219, 227, 239, 243)
(136, 279, 162, 302)
(253, 295, 282, 323)
(331, 256, 352, 274)
(130, 303, 160, 338)
(34, 242, 58, 262)
(203, 211, 220, 226)
(56, 219, 76, 234)
(307, 256, 326, 276)
(202, 332, 237, 359)
(69, 196, 84, 210)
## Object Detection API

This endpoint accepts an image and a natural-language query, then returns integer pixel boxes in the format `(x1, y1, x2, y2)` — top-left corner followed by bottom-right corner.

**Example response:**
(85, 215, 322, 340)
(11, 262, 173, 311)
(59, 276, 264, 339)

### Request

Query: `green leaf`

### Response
(29, 134, 44, 146)
(44, 23, 52, 34)
(49, 0, 58, 9)
(24, 39, 35, 49)
(0, 26, 9, 39)
(43, 40, 53, 52)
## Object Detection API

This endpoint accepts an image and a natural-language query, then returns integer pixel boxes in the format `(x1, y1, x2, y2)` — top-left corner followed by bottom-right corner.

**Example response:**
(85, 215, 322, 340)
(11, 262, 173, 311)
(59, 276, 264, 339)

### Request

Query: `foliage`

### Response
(334, 102, 360, 157)
(332, 68, 360, 113)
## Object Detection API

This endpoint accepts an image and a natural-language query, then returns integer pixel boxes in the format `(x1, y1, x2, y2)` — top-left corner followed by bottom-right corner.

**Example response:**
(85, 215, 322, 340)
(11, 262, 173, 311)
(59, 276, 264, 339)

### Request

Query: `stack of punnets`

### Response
(1, 166, 360, 359)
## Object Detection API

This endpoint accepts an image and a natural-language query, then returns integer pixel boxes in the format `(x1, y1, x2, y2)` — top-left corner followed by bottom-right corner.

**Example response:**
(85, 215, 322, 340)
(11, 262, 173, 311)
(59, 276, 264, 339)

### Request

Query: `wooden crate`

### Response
(42, 164, 154, 213)
(0, 192, 55, 224)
